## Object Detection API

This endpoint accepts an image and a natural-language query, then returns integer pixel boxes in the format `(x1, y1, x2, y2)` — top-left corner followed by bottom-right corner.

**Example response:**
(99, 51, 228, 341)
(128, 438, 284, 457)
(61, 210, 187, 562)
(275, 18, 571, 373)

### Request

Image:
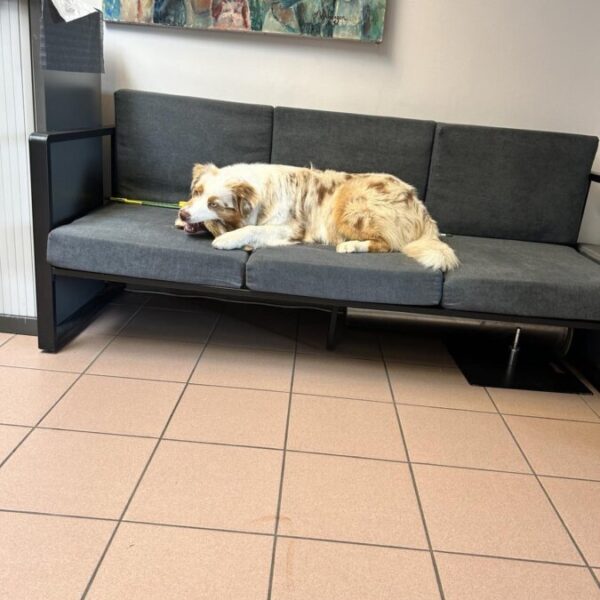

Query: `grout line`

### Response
(0, 333, 16, 349)
(379, 337, 446, 600)
(1, 505, 598, 571)
(79, 311, 223, 599)
(0, 303, 147, 471)
(266, 314, 300, 600)
(581, 395, 600, 420)
(483, 388, 600, 590)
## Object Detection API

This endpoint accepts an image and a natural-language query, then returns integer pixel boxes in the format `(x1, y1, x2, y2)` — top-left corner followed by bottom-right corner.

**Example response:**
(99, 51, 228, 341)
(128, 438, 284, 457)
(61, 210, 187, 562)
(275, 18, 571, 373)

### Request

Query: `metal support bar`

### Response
(326, 306, 347, 351)
(590, 172, 600, 184)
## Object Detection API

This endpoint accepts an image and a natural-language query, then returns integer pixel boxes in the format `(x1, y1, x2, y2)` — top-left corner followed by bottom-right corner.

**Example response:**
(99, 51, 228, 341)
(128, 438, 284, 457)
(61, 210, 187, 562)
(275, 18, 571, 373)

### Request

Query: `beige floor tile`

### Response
(0, 429, 154, 519)
(583, 395, 600, 419)
(279, 452, 426, 548)
(0, 332, 13, 346)
(380, 333, 455, 367)
(125, 440, 281, 533)
(296, 311, 381, 359)
(293, 353, 391, 402)
(42, 375, 183, 437)
(0, 367, 77, 426)
(272, 538, 439, 600)
(488, 388, 600, 422)
(398, 405, 529, 472)
(0, 334, 111, 373)
(84, 304, 139, 336)
(191, 345, 293, 391)
(211, 311, 296, 351)
(542, 477, 600, 567)
(288, 394, 405, 461)
(166, 385, 288, 448)
(506, 416, 600, 480)
(0, 511, 114, 600)
(0, 425, 30, 463)
(436, 553, 600, 600)
(88, 523, 272, 600)
(89, 336, 203, 382)
(414, 464, 581, 563)
(388, 363, 495, 411)
(120, 307, 218, 343)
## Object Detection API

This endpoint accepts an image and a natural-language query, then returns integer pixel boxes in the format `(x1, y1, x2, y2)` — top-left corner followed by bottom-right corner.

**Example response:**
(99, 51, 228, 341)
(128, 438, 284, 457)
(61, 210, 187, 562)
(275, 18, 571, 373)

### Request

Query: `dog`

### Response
(176, 163, 459, 271)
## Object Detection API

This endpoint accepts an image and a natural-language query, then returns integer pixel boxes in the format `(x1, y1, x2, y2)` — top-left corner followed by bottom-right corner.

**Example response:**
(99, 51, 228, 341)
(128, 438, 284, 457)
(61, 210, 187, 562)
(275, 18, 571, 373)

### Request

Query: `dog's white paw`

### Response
(336, 241, 369, 254)
(212, 231, 245, 250)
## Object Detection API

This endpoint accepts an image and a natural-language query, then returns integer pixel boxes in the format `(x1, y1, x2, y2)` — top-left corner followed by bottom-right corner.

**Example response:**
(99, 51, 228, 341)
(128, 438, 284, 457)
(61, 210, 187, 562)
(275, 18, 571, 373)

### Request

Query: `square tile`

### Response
(88, 523, 272, 600)
(542, 477, 600, 567)
(0, 425, 30, 463)
(293, 354, 391, 402)
(125, 440, 282, 533)
(42, 375, 183, 437)
(288, 394, 405, 461)
(210, 310, 296, 351)
(0, 366, 77, 426)
(120, 307, 218, 343)
(89, 337, 203, 382)
(0, 511, 114, 600)
(387, 363, 495, 411)
(488, 388, 599, 422)
(191, 345, 293, 392)
(166, 385, 288, 448)
(0, 334, 111, 373)
(0, 332, 13, 346)
(436, 553, 600, 600)
(272, 538, 439, 600)
(296, 311, 381, 359)
(0, 429, 154, 519)
(380, 332, 455, 367)
(84, 304, 139, 336)
(506, 416, 600, 480)
(398, 405, 529, 472)
(279, 452, 426, 548)
(414, 464, 581, 563)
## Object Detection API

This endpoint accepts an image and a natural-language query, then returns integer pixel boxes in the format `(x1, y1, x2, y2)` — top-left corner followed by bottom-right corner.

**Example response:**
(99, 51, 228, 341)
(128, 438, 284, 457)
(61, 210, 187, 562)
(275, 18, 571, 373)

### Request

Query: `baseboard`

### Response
(0, 315, 38, 336)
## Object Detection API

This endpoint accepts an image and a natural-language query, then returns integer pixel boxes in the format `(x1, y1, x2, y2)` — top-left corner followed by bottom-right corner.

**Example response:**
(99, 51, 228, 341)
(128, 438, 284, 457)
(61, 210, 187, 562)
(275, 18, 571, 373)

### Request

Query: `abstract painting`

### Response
(103, 1, 387, 43)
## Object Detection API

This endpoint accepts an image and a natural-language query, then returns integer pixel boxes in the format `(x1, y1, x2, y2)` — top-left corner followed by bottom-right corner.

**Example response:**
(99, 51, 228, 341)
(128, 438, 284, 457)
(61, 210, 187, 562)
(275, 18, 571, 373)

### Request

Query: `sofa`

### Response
(30, 90, 600, 352)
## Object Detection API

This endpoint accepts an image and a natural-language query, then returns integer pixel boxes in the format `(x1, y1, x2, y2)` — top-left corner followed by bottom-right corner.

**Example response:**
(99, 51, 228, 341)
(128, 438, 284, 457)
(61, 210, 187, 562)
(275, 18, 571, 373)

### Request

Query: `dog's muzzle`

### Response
(183, 222, 207, 235)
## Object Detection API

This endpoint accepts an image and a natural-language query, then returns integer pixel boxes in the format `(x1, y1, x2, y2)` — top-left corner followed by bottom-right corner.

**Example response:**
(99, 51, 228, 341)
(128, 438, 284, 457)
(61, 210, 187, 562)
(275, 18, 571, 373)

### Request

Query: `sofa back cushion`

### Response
(271, 107, 436, 198)
(114, 90, 274, 203)
(425, 123, 598, 243)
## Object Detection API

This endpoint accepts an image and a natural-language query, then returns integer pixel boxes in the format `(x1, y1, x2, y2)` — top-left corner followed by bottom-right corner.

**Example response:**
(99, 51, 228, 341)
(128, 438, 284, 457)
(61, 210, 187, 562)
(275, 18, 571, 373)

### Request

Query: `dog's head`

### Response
(178, 163, 256, 236)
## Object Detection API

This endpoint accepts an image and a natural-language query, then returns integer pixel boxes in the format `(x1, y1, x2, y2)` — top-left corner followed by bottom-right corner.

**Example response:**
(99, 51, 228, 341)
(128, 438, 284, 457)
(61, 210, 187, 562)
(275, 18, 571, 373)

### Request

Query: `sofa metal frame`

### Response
(30, 126, 600, 352)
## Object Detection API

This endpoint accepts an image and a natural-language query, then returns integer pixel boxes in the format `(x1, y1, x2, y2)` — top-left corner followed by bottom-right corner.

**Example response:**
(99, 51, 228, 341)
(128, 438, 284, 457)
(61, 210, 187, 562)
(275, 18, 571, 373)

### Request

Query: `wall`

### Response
(101, 0, 600, 243)
(0, 0, 36, 320)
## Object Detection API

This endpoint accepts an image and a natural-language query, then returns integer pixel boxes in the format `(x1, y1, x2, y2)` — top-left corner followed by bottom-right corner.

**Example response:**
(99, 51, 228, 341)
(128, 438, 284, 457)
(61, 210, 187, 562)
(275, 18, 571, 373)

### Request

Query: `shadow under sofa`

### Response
(30, 89, 600, 353)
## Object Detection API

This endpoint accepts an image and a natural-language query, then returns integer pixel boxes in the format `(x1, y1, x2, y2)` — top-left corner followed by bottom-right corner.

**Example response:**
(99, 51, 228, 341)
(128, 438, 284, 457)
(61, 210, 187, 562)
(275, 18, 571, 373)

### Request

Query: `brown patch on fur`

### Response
(367, 239, 391, 253)
(367, 181, 389, 193)
(355, 217, 364, 231)
(317, 182, 337, 204)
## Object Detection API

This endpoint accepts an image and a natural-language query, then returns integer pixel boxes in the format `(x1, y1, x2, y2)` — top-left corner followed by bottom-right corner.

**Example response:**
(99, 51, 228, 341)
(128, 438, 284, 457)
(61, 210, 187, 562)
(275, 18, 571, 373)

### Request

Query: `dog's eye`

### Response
(208, 198, 219, 209)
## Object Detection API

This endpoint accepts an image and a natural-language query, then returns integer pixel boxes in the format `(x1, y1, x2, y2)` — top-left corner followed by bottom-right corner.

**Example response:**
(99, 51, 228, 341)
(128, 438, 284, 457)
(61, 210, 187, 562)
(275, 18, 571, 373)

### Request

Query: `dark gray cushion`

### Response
(426, 124, 598, 243)
(271, 107, 436, 198)
(114, 90, 273, 203)
(47, 203, 248, 288)
(246, 245, 442, 305)
(442, 236, 600, 321)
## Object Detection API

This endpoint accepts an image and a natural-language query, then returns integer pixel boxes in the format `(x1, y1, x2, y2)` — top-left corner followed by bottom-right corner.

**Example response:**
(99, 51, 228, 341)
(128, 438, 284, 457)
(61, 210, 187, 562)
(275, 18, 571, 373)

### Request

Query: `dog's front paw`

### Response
(212, 231, 244, 250)
(174, 217, 185, 229)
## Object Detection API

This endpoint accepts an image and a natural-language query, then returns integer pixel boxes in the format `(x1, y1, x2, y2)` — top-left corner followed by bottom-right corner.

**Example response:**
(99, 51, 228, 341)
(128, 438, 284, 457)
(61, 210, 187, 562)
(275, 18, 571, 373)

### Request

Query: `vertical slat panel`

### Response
(0, 0, 36, 318)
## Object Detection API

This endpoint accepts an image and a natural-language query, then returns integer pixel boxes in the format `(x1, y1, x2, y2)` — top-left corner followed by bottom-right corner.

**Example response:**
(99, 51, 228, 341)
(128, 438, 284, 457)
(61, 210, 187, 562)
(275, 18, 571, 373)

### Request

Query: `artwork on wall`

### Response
(102, 1, 387, 43)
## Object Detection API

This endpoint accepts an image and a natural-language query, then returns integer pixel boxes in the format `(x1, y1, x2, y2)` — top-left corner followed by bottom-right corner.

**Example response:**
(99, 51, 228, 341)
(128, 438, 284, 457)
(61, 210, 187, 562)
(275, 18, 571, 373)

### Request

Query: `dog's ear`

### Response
(231, 182, 256, 218)
(190, 163, 218, 192)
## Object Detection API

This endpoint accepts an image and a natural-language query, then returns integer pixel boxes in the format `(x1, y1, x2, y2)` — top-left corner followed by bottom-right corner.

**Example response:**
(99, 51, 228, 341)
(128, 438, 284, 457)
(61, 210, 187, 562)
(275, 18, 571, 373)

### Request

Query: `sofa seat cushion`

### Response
(246, 245, 443, 305)
(442, 236, 600, 321)
(47, 203, 248, 288)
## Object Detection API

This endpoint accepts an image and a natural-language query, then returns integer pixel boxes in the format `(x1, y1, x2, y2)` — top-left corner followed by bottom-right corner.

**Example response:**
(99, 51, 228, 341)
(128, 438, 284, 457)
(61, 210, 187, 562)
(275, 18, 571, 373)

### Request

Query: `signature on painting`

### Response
(312, 9, 348, 27)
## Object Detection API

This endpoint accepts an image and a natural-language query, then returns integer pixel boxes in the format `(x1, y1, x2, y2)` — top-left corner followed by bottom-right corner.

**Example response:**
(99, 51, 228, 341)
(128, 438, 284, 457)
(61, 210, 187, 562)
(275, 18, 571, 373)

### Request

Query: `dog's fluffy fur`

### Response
(176, 163, 459, 271)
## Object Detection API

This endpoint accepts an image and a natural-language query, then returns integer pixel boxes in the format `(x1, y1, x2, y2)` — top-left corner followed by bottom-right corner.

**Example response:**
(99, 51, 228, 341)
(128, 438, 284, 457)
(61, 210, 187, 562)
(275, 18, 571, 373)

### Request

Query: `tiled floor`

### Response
(1, 293, 600, 599)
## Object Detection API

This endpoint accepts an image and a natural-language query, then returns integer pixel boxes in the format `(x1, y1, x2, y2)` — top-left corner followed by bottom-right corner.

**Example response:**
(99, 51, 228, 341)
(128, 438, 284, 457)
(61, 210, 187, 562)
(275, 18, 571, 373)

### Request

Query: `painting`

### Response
(102, 1, 387, 43)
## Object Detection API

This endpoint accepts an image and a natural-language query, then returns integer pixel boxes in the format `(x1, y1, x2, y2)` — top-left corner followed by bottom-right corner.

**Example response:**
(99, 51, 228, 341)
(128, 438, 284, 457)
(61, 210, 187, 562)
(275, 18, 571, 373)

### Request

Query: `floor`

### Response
(1, 292, 600, 599)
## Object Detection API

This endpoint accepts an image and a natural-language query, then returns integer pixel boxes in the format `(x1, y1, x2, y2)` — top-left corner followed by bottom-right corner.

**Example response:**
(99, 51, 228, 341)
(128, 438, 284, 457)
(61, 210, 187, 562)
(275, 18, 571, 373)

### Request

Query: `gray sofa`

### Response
(31, 90, 600, 351)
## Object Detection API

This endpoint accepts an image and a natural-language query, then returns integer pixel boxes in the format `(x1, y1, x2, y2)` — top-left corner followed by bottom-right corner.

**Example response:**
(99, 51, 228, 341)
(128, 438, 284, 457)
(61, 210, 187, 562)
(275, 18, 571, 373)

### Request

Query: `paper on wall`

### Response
(50, 0, 99, 22)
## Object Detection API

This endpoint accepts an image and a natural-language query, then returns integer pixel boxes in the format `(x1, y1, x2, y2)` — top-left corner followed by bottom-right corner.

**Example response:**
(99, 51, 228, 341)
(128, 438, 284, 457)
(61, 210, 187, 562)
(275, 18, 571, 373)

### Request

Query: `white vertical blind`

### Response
(0, 0, 36, 318)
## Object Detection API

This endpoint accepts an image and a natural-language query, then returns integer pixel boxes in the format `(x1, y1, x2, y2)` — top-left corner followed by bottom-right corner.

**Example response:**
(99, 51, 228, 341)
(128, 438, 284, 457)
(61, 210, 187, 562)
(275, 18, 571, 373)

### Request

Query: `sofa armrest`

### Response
(591, 172, 600, 184)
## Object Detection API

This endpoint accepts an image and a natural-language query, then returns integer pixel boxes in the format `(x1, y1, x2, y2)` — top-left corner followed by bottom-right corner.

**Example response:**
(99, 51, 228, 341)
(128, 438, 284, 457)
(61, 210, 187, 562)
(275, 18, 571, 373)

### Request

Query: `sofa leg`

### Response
(326, 307, 347, 351)
(504, 327, 522, 386)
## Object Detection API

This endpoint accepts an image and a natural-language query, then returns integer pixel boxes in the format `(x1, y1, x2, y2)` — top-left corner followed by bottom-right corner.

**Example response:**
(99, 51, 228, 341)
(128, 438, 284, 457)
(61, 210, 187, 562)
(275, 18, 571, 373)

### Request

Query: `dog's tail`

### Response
(401, 236, 459, 271)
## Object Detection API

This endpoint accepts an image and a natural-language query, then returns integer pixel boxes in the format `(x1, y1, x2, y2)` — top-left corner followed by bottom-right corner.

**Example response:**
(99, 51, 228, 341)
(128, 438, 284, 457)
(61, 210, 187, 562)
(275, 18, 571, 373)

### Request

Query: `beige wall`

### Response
(101, 0, 600, 243)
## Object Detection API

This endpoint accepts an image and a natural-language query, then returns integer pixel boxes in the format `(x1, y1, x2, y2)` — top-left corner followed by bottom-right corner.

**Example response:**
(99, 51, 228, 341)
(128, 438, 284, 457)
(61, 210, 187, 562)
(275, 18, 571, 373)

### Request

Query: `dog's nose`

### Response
(179, 209, 191, 222)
